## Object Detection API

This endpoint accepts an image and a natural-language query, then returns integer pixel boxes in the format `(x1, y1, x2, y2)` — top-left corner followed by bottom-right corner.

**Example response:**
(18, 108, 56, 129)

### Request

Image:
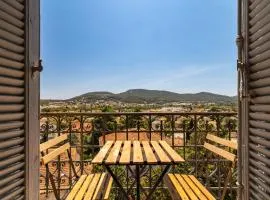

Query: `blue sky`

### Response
(41, 0, 237, 99)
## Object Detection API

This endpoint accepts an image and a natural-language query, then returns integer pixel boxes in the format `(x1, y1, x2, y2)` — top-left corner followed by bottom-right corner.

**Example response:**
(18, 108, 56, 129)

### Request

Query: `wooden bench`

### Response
(40, 135, 113, 200)
(66, 173, 113, 200)
(164, 174, 216, 200)
(164, 134, 237, 200)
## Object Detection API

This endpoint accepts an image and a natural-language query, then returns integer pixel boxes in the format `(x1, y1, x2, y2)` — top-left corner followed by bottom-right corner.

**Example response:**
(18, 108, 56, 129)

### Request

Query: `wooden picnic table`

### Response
(92, 140, 185, 200)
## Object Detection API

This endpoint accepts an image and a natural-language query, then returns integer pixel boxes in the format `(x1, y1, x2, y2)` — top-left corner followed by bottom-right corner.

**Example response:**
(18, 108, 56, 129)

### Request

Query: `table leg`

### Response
(104, 165, 129, 200)
(136, 165, 140, 200)
(126, 166, 147, 197)
(145, 165, 171, 200)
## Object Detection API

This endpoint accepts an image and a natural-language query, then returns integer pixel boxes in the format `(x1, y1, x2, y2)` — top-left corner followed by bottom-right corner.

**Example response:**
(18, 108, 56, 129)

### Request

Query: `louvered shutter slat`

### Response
(250, 13, 270, 34)
(249, 143, 270, 157)
(1, 187, 25, 200)
(250, 58, 270, 72)
(15, 195, 24, 200)
(250, 4, 270, 25)
(250, 158, 270, 175)
(0, 154, 24, 169)
(250, 128, 270, 140)
(0, 47, 24, 61)
(250, 63, 270, 79)
(0, 137, 24, 149)
(0, 66, 24, 78)
(0, 146, 24, 159)
(0, 86, 24, 95)
(249, 41, 270, 57)
(248, 0, 270, 198)
(250, 86, 270, 96)
(0, 95, 24, 103)
(0, 38, 24, 53)
(0, 129, 24, 140)
(0, 0, 25, 199)
(3, 0, 24, 11)
(250, 112, 270, 121)
(0, 178, 24, 196)
(0, 1, 24, 20)
(250, 182, 270, 200)
(249, 176, 270, 195)
(0, 12, 24, 28)
(251, 95, 270, 104)
(0, 77, 24, 87)
(250, 50, 270, 64)
(0, 170, 24, 188)
(0, 104, 24, 112)
(0, 113, 24, 122)
(250, 105, 270, 112)
(249, 0, 263, 10)
(0, 29, 24, 44)
(0, 57, 24, 69)
(0, 162, 24, 178)
(250, 31, 270, 50)
(249, 77, 270, 88)
(249, 167, 270, 185)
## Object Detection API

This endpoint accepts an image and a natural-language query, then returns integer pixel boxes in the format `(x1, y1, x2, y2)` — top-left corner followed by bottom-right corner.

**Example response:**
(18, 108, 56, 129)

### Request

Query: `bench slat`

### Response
(40, 134, 68, 152)
(103, 176, 113, 200)
(204, 142, 236, 162)
(119, 141, 131, 164)
(133, 141, 144, 164)
(206, 134, 237, 149)
(66, 173, 113, 200)
(84, 173, 102, 200)
(105, 141, 122, 164)
(151, 141, 171, 163)
(142, 141, 157, 164)
(92, 141, 114, 164)
(181, 175, 207, 200)
(165, 174, 216, 200)
(75, 174, 94, 200)
(164, 175, 183, 200)
(189, 175, 216, 200)
(175, 174, 199, 200)
(159, 140, 184, 163)
(92, 173, 107, 200)
(41, 143, 70, 165)
(66, 175, 87, 200)
(167, 174, 189, 200)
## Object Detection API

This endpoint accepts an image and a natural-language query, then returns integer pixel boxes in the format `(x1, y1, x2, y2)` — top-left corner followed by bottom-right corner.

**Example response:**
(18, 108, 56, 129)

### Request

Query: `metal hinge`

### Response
(238, 60, 251, 102)
(32, 59, 43, 73)
(237, 60, 244, 71)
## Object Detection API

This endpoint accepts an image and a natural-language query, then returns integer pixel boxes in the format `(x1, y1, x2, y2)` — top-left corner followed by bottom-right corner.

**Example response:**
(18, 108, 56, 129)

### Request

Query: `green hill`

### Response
(68, 89, 236, 104)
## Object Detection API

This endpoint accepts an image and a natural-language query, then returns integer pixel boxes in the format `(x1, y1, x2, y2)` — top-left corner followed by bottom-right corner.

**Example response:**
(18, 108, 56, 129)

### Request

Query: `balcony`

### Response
(39, 112, 238, 200)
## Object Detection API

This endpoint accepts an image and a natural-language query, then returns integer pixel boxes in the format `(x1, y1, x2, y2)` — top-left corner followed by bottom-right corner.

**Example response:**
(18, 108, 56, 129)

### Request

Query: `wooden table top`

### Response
(92, 140, 185, 165)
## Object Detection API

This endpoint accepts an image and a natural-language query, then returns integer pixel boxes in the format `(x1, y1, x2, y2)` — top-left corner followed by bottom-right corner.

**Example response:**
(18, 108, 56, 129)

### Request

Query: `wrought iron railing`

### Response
(39, 112, 238, 199)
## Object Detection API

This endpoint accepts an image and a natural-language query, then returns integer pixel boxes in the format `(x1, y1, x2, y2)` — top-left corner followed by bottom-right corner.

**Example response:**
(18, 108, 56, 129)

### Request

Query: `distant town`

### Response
(41, 89, 237, 113)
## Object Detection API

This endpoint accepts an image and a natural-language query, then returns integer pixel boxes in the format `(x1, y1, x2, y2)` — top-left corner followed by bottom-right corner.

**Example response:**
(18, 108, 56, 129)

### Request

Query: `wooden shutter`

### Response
(241, 0, 270, 199)
(0, 0, 40, 199)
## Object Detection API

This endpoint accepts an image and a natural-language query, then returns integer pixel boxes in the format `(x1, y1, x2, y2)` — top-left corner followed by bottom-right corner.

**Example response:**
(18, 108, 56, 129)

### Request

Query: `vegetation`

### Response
(71, 89, 237, 103)
(42, 89, 237, 105)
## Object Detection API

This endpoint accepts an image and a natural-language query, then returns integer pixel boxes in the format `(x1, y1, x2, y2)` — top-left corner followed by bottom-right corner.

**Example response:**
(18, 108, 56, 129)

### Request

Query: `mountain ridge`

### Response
(64, 89, 237, 104)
